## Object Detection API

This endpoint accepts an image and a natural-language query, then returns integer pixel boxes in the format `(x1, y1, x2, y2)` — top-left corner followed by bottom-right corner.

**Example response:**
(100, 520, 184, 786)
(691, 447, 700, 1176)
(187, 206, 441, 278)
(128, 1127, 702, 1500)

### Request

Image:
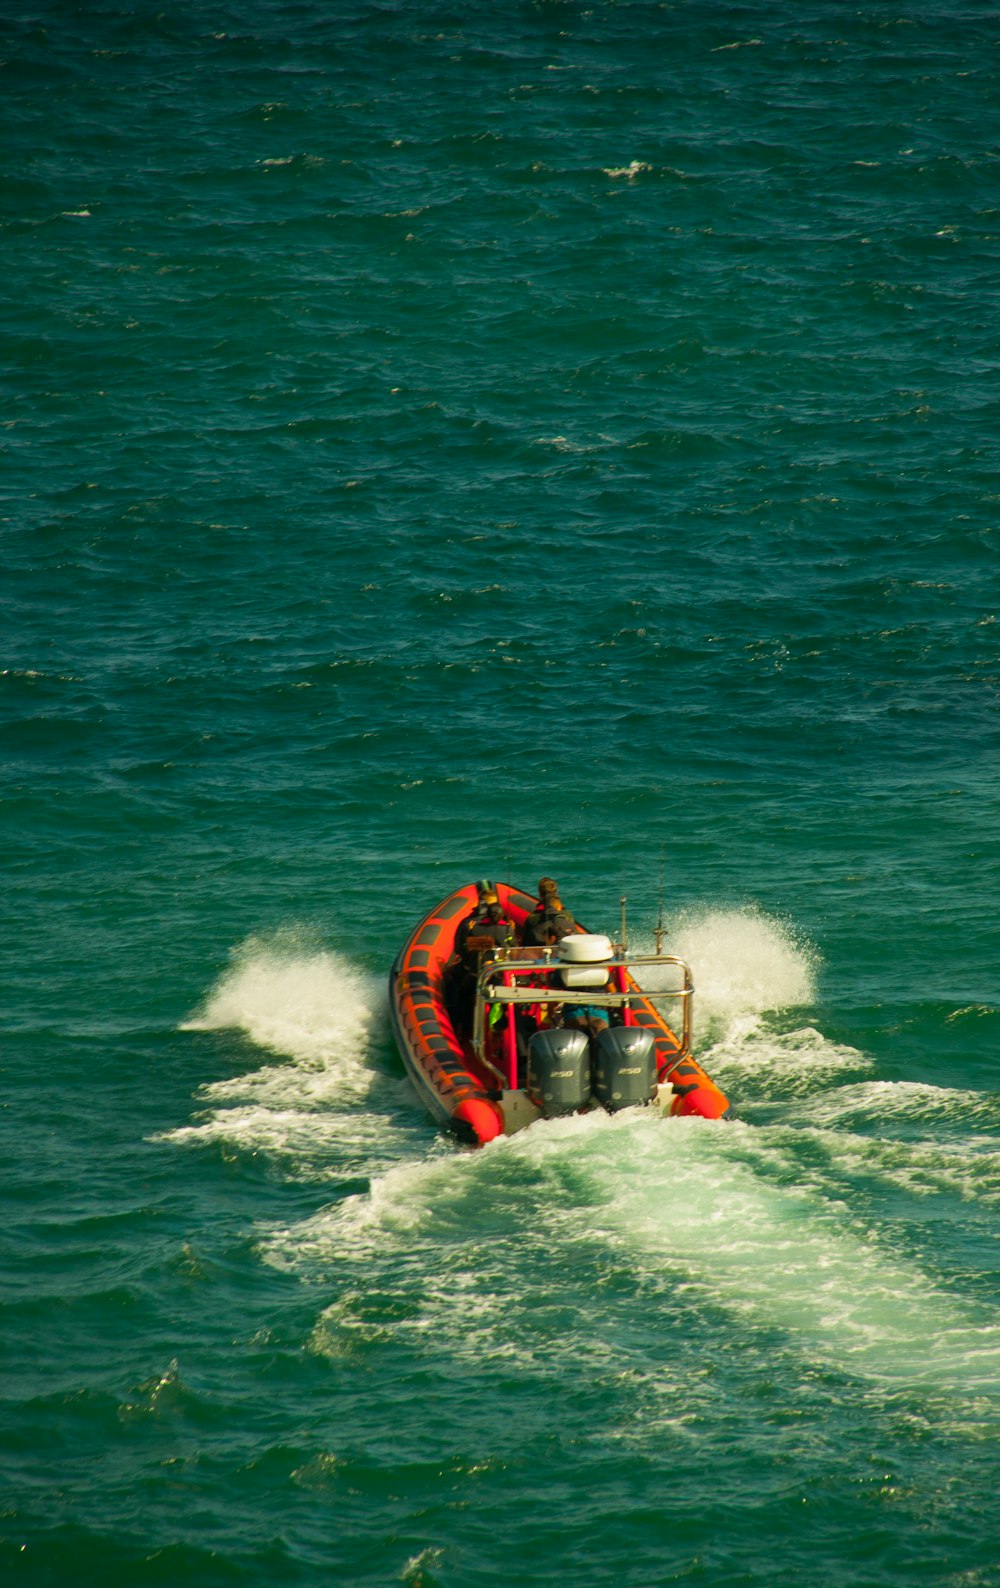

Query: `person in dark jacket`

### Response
(455, 887, 515, 969)
(522, 877, 577, 947)
(447, 885, 515, 1031)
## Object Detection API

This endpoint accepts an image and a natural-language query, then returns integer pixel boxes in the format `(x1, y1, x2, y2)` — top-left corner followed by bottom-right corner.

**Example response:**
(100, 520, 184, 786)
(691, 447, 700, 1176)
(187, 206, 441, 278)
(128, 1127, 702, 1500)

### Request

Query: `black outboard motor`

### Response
(526, 1027, 592, 1118)
(592, 1026, 657, 1113)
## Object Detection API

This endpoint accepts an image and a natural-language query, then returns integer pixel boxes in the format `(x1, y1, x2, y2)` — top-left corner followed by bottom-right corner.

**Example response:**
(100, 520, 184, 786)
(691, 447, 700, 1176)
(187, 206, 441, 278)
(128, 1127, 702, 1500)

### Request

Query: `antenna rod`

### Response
(654, 847, 665, 955)
(620, 892, 628, 956)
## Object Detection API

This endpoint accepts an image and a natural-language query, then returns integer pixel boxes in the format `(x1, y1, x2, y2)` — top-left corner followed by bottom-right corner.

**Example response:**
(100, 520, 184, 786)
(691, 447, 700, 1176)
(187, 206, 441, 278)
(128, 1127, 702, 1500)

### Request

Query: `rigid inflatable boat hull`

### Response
(391, 882, 729, 1145)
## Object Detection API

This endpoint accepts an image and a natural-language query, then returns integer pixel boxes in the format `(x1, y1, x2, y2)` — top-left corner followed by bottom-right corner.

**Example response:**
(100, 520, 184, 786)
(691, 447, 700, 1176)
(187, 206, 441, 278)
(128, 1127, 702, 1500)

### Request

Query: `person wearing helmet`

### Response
(456, 887, 514, 968)
(522, 877, 577, 947)
(446, 883, 516, 1031)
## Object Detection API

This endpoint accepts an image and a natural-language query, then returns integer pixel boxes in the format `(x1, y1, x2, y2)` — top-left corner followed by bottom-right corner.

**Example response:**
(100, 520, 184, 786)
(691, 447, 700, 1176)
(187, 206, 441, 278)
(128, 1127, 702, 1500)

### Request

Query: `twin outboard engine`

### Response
(526, 1027, 591, 1118)
(526, 1025, 658, 1117)
(526, 934, 658, 1118)
(592, 1026, 657, 1113)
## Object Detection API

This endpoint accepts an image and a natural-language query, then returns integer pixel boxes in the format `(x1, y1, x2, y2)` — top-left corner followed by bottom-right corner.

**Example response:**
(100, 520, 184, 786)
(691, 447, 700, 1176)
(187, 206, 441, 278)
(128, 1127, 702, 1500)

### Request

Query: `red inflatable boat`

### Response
(390, 881, 730, 1146)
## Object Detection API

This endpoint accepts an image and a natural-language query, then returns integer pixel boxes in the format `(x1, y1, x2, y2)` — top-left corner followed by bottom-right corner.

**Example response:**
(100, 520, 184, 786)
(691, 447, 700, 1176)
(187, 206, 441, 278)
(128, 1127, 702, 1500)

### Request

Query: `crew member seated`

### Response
(522, 876, 577, 947)
(446, 884, 515, 1031)
(555, 933, 618, 1038)
(454, 884, 515, 969)
(562, 990, 614, 1039)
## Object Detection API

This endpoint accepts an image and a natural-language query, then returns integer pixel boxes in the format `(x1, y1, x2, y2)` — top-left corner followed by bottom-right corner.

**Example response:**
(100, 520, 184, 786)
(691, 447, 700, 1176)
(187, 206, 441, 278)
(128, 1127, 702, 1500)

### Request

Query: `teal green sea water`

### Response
(4, 3, 1000, 1583)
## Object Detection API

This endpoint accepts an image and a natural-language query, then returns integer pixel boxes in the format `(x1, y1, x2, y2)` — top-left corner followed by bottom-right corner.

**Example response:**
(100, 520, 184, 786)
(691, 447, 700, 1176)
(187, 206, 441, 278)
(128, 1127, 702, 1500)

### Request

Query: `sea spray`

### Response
(633, 907, 849, 1098)
(182, 928, 382, 1078)
(165, 930, 420, 1173)
(667, 907, 817, 1039)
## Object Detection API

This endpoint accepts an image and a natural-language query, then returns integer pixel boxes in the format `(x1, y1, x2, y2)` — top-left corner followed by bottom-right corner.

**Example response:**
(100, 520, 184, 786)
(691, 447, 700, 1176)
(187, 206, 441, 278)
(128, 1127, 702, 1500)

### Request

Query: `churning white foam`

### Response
(593, 1112, 1000, 1395)
(272, 1107, 1000, 1401)
(173, 913, 999, 1407)
(779, 1118, 1000, 1212)
(162, 930, 403, 1168)
(265, 1145, 468, 1269)
(633, 907, 857, 1095)
(798, 1079, 1000, 1134)
(700, 1021, 873, 1100)
(667, 906, 816, 1035)
(182, 930, 380, 1078)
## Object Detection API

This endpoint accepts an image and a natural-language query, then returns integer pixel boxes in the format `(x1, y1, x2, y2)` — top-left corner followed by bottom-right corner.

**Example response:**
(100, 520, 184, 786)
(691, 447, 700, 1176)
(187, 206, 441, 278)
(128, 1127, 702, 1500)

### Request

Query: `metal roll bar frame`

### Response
(470, 951, 694, 1089)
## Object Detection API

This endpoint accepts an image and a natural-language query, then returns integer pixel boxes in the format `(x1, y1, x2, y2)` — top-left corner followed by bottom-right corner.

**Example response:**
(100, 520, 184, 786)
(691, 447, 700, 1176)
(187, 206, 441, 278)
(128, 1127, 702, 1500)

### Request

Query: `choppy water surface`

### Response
(3, 3, 999, 1584)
